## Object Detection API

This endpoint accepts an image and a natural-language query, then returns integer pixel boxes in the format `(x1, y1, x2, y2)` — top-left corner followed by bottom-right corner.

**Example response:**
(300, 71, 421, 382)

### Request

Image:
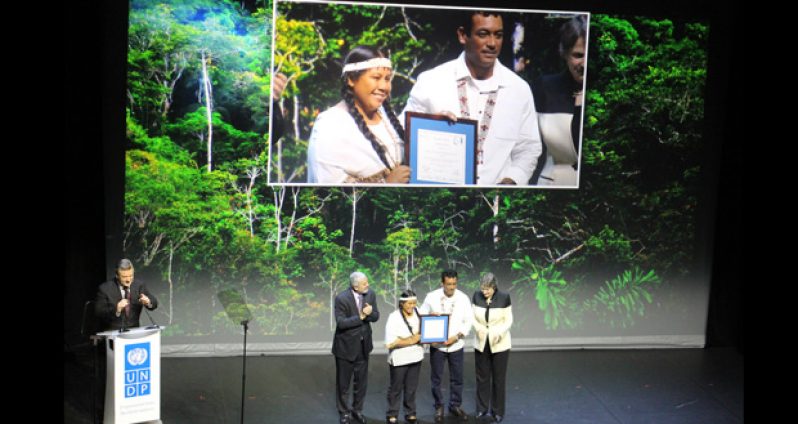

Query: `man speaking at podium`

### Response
(92, 258, 159, 422)
(95, 258, 158, 330)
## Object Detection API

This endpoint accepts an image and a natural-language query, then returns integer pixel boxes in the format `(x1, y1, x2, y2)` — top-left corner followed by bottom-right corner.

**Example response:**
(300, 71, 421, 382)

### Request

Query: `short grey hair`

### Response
(117, 258, 134, 272)
(480, 272, 498, 291)
(350, 271, 367, 288)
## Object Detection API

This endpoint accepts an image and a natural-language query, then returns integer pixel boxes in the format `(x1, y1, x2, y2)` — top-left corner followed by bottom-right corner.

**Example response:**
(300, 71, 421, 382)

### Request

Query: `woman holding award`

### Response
(306, 46, 411, 184)
(384, 289, 423, 424)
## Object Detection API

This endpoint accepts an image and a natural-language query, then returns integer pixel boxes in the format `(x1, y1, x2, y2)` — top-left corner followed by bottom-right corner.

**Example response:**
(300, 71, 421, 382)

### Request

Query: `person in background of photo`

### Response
(401, 10, 542, 186)
(384, 289, 424, 424)
(307, 46, 410, 184)
(532, 15, 587, 186)
(471, 272, 513, 423)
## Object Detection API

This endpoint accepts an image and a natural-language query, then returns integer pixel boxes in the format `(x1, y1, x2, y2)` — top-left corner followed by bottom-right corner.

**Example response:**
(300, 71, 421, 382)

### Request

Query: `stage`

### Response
(64, 347, 742, 423)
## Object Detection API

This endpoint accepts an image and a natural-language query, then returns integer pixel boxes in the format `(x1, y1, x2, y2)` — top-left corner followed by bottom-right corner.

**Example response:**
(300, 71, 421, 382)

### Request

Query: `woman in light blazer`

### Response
(471, 273, 513, 423)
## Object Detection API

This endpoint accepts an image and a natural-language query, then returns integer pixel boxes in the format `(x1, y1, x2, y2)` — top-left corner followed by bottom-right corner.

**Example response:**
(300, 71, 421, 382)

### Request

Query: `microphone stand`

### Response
(139, 288, 160, 329)
(143, 308, 159, 329)
(240, 319, 249, 424)
(121, 306, 129, 332)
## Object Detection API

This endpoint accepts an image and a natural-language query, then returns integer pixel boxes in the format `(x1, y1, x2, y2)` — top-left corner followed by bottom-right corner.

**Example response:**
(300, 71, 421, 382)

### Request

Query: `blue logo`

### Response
(124, 342, 151, 398)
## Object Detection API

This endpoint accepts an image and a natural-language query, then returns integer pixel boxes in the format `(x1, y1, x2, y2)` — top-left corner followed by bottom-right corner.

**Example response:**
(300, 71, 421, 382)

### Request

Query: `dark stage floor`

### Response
(65, 347, 743, 423)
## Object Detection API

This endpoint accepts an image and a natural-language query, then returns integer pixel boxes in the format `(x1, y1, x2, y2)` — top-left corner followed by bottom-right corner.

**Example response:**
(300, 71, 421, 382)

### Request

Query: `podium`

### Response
(95, 326, 163, 424)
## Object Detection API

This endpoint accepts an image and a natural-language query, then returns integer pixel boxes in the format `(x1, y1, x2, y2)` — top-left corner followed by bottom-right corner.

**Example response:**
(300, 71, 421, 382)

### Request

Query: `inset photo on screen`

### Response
(269, 0, 589, 188)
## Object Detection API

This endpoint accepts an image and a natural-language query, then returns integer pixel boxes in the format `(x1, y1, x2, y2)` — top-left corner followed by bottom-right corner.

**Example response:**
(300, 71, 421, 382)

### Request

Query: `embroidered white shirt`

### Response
(401, 52, 542, 185)
(418, 288, 473, 352)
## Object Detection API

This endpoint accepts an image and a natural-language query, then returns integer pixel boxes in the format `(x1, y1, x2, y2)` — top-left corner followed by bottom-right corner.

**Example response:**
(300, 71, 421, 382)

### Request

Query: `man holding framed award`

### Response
(401, 10, 542, 186)
(418, 270, 473, 422)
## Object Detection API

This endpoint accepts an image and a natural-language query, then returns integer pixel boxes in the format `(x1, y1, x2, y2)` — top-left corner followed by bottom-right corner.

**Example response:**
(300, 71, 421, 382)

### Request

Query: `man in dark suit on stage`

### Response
(92, 258, 158, 422)
(94, 258, 158, 330)
(333, 271, 380, 424)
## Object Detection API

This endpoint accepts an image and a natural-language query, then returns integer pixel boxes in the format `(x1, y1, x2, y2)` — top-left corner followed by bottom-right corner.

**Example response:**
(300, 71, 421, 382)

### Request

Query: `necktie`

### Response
(355, 292, 363, 312)
(123, 287, 131, 318)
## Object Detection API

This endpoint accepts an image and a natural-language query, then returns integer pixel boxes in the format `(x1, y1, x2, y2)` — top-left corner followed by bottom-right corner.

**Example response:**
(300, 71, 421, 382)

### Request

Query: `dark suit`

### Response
(332, 288, 379, 417)
(94, 278, 159, 331)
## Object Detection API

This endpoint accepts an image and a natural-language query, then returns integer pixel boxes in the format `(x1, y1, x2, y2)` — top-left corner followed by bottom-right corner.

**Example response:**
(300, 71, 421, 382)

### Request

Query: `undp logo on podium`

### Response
(124, 342, 151, 398)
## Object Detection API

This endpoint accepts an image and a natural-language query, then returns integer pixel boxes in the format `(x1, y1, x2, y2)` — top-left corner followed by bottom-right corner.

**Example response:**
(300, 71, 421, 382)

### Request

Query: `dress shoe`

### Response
(386, 416, 398, 424)
(405, 415, 417, 424)
(434, 406, 444, 423)
(352, 411, 367, 424)
(492, 414, 504, 422)
(340, 413, 351, 424)
(449, 405, 469, 420)
(476, 410, 490, 419)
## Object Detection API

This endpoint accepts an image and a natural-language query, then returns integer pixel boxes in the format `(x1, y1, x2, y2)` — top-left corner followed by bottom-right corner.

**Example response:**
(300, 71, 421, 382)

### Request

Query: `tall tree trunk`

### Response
(492, 193, 500, 247)
(480, 192, 501, 248)
(273, 187, 285, 252)
(349, 188, 359, 256)
(404, 254, 411, 290)
(201, 50, 214, 172)
(284, 187, 300, 248)
(167, 245, 175, 325)
(276, 98, 285, 182)
(245, 166, 260, 237)
(393, 253, 399, 306)
(292, 94, 300, 140)
(330, 284, 335, 331)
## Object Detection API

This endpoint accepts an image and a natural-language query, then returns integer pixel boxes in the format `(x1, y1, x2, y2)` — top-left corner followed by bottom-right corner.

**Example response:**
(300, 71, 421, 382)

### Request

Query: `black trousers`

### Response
(386, 361, 421, 418)
(429, 347, 464, 408)
(474, 343, 509, 415)
(335, 342, 369, 415)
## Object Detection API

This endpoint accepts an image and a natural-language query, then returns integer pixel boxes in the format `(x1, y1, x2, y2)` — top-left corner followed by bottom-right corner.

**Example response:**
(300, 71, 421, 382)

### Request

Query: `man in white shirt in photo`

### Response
(418, 270, 473, 422)
(401, 10, 542, 186)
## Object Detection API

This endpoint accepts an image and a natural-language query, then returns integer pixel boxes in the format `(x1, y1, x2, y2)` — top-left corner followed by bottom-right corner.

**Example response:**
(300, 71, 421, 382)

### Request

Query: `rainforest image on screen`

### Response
(124, 0, 710, 348)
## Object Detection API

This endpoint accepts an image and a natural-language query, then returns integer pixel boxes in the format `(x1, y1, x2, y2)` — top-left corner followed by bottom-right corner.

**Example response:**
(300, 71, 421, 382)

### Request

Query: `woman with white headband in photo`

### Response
(384, 289, 423, 424)
(307, 46, 411, 184)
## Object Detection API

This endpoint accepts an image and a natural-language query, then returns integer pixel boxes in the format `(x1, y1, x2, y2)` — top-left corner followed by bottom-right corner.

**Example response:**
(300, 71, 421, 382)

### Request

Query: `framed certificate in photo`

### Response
(419, 314, 450, 343)
(404, 112, 478, 185)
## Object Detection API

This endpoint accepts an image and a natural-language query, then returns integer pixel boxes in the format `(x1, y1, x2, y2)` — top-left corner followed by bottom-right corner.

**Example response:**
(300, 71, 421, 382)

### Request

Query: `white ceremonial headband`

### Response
(342, 57, 392, 75)
(399, 296, 417, 301)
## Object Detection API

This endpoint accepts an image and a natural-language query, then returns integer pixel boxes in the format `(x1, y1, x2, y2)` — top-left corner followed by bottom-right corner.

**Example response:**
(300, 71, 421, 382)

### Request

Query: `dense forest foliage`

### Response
(124, 0, 709, 341)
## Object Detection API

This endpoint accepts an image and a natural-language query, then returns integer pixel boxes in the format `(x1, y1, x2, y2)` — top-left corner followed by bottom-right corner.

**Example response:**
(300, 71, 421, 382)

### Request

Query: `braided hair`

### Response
(341, 46, 406, 170)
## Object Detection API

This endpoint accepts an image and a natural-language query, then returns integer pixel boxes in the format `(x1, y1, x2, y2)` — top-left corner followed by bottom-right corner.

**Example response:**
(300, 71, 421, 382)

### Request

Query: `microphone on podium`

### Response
(138, 287, 160, 329)
(120, 286, 130, 332)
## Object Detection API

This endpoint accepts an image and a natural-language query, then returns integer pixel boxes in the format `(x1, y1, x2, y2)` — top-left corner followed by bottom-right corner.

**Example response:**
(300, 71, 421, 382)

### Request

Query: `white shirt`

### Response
(537, 114, 579, 186)
(418, 288, 473, 352)
(401, 52, 542, 185)
(384, 309, 425, 366)
(307, 103, 404, 184)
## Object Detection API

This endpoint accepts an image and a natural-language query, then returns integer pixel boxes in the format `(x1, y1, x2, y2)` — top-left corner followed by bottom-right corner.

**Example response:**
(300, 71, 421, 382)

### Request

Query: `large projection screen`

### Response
(122, 0, 713, 356)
